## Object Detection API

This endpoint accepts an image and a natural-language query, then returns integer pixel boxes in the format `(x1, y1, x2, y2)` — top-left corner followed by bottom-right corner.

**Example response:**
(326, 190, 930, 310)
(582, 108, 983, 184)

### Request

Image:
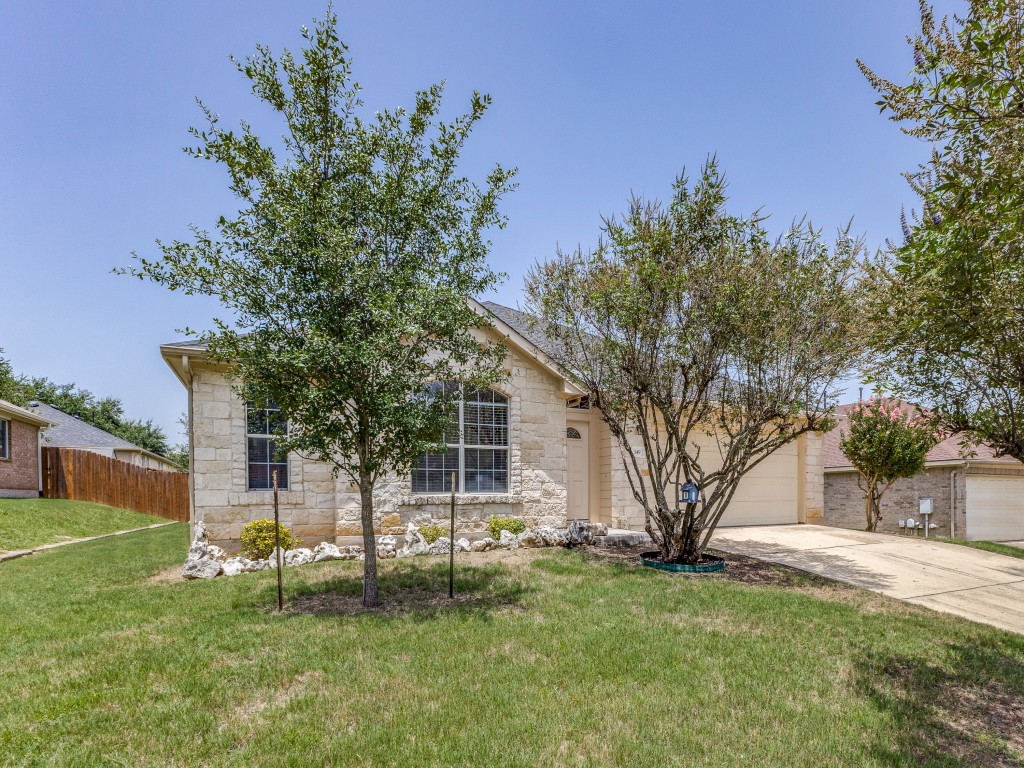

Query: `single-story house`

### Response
(0, 398, 53, 498)
(27, 402, 181, 472)
(823, 404, 1024, 541)
(162, 300, 826, 546)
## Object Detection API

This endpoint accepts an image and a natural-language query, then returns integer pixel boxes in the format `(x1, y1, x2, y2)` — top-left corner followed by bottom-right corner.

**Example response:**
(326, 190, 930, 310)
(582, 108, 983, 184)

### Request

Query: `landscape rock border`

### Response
(182, 520, 572, 580)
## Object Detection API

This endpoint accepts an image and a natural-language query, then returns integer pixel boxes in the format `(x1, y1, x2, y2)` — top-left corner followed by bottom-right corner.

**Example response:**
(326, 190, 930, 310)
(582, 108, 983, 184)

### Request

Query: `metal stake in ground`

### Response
(449, 470, 456, 599)
(273, 470, 283, 612)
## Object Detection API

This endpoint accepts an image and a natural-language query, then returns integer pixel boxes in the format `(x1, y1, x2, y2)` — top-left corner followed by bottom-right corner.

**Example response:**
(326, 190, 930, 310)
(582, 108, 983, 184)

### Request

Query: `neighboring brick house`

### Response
(0, 399, 52, 498)
(824, 404, 1024, 541)
(26, 402, 181, 472)
(162, 299, 825, 546)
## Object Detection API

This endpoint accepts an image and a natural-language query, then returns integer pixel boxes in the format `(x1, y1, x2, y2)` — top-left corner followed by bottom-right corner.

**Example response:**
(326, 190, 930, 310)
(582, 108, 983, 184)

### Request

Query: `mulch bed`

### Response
(581, 544, 840, 588)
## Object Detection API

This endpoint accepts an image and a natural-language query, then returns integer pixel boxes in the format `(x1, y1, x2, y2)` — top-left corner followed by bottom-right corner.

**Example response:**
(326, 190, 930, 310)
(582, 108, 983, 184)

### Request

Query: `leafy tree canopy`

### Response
(124, 11, 514, 606)
(526, 161, 867, 564)
(860, 0, 1024, 458)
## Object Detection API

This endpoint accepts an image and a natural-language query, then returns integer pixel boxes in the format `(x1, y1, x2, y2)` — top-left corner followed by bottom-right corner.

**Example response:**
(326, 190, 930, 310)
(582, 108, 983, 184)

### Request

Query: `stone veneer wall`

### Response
(189, 348, 570, 547)
(824, 467, 966, 537)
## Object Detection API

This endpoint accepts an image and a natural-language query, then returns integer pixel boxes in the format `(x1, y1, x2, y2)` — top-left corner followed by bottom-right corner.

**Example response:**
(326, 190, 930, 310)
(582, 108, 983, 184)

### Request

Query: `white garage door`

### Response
(966, 475, 1024, 541)
(717, 446, 799, 527)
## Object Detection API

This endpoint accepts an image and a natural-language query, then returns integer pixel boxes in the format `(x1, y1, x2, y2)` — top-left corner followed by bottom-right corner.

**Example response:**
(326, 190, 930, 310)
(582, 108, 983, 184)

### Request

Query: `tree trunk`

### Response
(864, 483, 875, 532)
(650, 505, 703, 564)
(359, 470, 379, 608)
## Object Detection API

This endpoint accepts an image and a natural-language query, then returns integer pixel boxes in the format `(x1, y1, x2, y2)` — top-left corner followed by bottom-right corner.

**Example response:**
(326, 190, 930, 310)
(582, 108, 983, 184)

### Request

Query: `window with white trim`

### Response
(412, 385, 509, 494)
(0, 419, 9, 460)
(246, 402, 288, 490)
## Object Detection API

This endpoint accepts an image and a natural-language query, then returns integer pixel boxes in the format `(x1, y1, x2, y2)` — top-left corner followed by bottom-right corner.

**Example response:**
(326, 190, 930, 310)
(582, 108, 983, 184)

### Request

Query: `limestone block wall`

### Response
(332, 348, 569, 536)
(190, 368, 337, 546)
(189, 349, 570, 546)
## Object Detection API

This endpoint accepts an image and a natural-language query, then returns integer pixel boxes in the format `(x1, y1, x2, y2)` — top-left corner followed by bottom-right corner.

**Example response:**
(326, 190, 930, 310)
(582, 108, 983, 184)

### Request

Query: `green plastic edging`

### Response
(640, 551, 726, 573)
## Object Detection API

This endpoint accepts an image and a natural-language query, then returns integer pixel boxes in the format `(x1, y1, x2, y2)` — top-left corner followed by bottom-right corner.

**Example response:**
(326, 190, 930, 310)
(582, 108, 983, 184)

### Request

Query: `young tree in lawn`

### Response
(839, 396, 939, 532)
(525, 161, 866, 564)
(124, 13, 514, 606)
(860, 0, 1024, 459)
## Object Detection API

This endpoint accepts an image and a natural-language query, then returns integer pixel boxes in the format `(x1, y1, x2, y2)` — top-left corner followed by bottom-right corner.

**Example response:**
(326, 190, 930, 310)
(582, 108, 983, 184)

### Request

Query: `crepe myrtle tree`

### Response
(839, 396, 940, 532)
(860, 0, 1024, 460)
(123, 12, 514, 606)
(525, 161, 867, 564)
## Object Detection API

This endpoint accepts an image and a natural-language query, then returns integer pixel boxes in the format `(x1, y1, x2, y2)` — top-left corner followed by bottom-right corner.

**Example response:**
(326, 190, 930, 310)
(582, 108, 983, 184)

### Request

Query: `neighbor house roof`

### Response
(26, 402, 176, 467)
(0, 398, 53, 429)
(823, 403, 1022, 470)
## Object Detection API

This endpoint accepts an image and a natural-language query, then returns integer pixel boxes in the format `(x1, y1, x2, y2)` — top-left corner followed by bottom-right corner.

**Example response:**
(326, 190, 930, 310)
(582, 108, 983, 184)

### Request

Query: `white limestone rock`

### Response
(591, 523, 609, 537)
(377, 535, 398, 559)
(250, 559, 270, 571)
(186, 540, 207, 561)
(312, 542, 343, 562)
(182, 556, 222, 580)
(518, 528, 546, 548)
(206, 544, 227, 562)
(471, 537, 498, 552)
(428, 537, 452, 555)
(404, 523, 427, 550)
(455, 538, 472, 553)
(499, 530, 520, 550)
(284, 548, 314, 567)
(221, 557, 253, 577)
(267, 547, 287, 569)
(340, 545, 363, 560)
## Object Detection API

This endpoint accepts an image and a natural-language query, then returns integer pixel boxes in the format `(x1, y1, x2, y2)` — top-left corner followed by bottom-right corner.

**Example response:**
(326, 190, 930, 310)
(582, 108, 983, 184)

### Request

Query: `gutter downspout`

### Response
(183, 355, 195, 537)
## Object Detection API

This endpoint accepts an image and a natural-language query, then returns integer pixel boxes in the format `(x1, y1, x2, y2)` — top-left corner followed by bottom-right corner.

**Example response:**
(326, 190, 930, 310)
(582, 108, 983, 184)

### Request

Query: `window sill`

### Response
(400, 493, 521, 506)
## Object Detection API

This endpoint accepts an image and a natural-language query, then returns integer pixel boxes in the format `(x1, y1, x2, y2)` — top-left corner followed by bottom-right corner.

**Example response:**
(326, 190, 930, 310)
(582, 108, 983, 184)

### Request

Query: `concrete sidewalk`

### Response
(711, 524, 1024, 635)
(0, 521, 180, 563)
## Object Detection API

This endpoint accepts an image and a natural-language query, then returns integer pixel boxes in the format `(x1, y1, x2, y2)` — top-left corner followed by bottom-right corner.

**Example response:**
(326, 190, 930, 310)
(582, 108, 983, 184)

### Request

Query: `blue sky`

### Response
(0, 1, 957, 443)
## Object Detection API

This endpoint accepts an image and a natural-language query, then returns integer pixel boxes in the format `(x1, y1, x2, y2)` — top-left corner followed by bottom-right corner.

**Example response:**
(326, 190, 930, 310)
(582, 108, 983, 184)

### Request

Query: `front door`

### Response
(566, 421, 590, 521)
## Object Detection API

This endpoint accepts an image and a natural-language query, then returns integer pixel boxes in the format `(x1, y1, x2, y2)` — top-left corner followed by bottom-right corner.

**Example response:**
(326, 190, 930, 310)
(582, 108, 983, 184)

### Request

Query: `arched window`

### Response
(566, 427, 582, 439)
(412, 385, 509, 494)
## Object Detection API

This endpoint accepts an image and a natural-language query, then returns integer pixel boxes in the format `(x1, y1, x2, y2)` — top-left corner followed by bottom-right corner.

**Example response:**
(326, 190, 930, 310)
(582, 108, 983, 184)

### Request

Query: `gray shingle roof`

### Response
(481, 301, 568, 363)
(28, 402, 148, 452)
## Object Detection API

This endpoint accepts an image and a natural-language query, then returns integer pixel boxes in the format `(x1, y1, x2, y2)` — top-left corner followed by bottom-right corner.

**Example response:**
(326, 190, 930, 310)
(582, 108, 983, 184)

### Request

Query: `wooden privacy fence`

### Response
(41, 448, 189, 522)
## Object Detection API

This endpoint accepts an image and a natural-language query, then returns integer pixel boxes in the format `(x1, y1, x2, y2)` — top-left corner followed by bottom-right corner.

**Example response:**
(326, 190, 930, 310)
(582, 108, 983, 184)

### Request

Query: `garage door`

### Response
(717, 446, 799, 527)
(966, 475, 1024, 541)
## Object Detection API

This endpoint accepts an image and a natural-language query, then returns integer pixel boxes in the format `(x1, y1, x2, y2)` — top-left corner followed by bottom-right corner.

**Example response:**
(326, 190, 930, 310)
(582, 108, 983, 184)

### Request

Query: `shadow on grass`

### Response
(273, 559, 534, 621)
(856, 640, 1024, 767)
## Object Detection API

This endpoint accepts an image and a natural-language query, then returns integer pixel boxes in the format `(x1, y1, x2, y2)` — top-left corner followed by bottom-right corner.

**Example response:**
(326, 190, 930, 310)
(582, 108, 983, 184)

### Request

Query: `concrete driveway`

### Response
(711, 525, 1024, 635)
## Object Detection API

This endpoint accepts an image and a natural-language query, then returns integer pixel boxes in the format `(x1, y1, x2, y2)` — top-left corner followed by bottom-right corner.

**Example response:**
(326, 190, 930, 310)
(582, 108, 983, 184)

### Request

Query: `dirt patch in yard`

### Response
(863, 653, 1024, 767)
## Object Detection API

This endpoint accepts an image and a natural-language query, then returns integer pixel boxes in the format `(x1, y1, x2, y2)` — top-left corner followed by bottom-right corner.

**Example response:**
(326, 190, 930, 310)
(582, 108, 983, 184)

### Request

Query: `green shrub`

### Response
(419, 524, 446, 544)
(487, 515, 526, 539)
(239, 519, 301, 560)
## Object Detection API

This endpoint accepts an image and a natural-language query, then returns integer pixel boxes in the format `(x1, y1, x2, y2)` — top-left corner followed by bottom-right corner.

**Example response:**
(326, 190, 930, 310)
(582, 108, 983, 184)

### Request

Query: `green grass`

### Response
(937, 537, 1024, 560)
(2, 526, 1023, 767)
(0, 498, 166, 551)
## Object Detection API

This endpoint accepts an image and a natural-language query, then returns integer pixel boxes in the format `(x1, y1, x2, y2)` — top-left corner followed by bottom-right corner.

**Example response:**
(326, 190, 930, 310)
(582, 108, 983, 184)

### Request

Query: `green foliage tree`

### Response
(839, 396, 939, 531)
(860, 0, 1024, 458)
(124, 12, 514, 606)
(525, 161, 867, 564)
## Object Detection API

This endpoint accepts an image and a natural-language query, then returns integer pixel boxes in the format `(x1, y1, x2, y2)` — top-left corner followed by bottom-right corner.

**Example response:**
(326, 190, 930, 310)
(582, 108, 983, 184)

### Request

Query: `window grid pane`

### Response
(246, 403, 289, 490)
(411, 386, 509, 495)
(0, 419, 8, 460)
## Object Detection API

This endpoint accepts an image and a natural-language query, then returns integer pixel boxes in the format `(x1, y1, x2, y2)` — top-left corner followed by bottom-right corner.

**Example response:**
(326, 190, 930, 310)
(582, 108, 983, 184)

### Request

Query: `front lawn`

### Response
(1, 525, 1023, 767)
(0, 497, 166, 552)
(939, 537, 1024, 561)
